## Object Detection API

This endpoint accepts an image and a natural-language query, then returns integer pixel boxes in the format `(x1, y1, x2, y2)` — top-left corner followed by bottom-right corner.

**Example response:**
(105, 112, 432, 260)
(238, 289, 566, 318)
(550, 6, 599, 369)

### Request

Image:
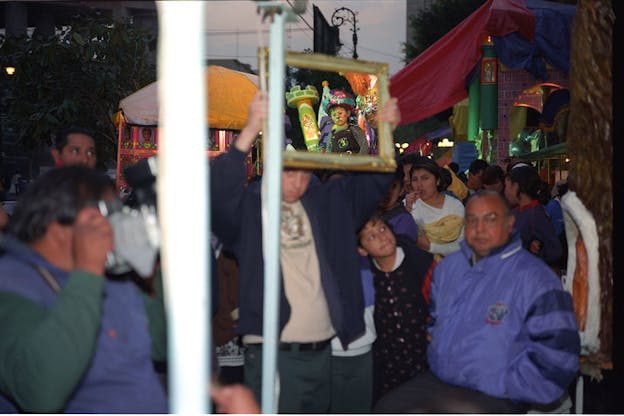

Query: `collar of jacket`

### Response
(515, 199, 540, 212)
(459, 232, 523, 265)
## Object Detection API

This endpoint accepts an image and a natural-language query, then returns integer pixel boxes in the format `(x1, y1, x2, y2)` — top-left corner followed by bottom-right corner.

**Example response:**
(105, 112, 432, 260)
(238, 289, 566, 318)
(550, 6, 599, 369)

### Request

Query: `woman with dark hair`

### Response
(408, 156, 464, 258)
(504, 165, 562, 266)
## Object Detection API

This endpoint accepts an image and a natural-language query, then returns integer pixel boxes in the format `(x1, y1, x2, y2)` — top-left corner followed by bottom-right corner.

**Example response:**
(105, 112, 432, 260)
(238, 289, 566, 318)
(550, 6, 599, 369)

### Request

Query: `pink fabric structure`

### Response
(391, 0, 535, 125)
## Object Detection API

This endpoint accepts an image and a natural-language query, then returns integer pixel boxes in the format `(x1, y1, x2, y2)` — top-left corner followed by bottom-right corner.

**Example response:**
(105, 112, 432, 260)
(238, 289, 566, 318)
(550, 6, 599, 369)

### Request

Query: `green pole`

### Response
(480, 42, 498, 163)
(467, 77, 480, 143)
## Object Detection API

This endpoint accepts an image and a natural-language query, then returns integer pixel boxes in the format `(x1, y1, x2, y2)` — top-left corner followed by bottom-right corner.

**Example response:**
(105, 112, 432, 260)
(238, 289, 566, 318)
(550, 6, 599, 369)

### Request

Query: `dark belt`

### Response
(278, 338, 331, 352)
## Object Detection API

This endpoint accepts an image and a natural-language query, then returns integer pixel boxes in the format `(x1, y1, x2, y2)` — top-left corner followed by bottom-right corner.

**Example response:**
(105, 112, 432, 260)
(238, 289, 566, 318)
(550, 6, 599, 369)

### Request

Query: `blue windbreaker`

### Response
(427, 233, 579, 404)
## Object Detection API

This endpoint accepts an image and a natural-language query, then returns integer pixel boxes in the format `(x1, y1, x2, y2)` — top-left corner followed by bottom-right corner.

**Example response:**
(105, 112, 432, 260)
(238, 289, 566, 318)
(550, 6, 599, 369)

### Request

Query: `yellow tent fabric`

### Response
(449, 98, 469, 141)
(118, 66, 259, 130)
(206, 66, 259, 130)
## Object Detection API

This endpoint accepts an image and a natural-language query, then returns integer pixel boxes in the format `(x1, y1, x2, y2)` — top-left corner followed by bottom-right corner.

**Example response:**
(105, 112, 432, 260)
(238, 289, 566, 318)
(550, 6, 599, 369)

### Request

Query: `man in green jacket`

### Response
(0, 166, 167, 413)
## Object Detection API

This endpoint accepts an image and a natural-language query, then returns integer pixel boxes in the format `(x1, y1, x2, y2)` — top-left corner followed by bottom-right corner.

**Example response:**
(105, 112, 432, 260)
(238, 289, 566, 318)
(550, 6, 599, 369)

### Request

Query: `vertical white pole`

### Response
(156, 1, 209, 413)
(261, 9, 286, 415)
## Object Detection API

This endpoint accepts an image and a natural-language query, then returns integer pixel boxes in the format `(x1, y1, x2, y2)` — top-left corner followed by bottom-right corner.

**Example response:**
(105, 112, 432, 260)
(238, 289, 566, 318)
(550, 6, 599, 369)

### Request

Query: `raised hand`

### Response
(235, 90, 268, 153)
(378, 97, 401, 131)
(72, 207, 114, 276)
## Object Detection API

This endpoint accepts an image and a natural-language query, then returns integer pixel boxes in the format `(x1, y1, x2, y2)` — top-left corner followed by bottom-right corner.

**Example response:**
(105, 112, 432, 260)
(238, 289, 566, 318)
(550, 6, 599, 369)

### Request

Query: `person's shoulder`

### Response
(437, 248, 468, 267)
(0, 250, 28, 284)
(431, 244, 469, 276)
(349, 124, 366, 134)
(506, 247, 562, 289)
(443, 193, 465, 212)
(397, 234, 431, 260)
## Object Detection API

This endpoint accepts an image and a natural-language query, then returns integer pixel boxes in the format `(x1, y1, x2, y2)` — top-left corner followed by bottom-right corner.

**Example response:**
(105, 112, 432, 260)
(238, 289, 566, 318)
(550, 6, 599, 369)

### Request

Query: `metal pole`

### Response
(260, 7, 286, 413)
(575, 375, 583, 414)
(156, 1, 210, 412)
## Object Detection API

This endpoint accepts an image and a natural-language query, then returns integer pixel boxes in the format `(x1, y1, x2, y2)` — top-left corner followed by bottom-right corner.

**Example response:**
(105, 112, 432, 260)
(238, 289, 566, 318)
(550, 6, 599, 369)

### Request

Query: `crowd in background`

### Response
(0, 92, 579, 413)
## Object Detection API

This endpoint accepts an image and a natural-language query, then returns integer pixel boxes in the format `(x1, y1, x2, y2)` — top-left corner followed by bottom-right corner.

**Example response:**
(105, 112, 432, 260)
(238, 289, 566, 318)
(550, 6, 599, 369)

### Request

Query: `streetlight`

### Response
(331, 7, 358, 59)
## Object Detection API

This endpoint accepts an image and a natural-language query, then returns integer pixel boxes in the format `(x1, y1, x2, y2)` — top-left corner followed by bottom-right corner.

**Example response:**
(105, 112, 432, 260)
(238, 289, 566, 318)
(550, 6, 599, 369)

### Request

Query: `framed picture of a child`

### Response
(259, 49, 396, 173)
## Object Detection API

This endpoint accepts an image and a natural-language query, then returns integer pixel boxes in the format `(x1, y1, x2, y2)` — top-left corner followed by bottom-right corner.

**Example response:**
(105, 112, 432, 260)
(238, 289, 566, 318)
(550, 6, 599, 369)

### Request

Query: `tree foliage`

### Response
(404, 0, 486, 62)
(0, 11, 156, 167)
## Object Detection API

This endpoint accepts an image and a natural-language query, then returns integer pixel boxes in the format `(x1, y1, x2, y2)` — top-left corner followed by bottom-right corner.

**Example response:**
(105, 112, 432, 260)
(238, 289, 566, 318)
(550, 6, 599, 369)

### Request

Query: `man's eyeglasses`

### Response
(464, 213, 504, 229)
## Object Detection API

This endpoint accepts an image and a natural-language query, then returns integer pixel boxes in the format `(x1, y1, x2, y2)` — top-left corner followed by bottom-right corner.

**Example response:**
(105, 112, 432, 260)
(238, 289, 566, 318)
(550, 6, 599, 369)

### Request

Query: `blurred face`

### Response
(467, 170, 484, 191)
(464, 194, 515, 260)
(358, 218, 396, 259)
(410, 168, 439, 203)
(281, 170, 312, 203)
(504, 177, 520, 207)
(53, 133, 97, 169)
(402, 164, 413, 193)
(330, 106, 350, 128)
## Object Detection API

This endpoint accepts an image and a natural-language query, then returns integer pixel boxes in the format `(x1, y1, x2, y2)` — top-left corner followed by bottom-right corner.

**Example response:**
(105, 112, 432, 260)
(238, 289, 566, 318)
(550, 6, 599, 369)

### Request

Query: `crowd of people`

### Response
(0, 90, 580, 413)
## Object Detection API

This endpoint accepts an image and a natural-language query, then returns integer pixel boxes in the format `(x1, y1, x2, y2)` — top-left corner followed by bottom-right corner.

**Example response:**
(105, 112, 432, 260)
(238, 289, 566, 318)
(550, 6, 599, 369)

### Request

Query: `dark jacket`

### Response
(513, 200, 562, 265)
(211, 147, 392, 348)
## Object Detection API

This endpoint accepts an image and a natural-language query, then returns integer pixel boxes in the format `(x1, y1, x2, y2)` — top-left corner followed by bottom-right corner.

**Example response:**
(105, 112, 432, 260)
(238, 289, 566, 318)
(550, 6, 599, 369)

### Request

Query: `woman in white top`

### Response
(408, 156, 465, 258)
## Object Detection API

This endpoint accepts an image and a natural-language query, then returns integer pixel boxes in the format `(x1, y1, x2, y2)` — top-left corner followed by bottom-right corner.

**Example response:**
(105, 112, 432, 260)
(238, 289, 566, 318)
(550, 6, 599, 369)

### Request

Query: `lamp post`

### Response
(331, 7, 358, 59)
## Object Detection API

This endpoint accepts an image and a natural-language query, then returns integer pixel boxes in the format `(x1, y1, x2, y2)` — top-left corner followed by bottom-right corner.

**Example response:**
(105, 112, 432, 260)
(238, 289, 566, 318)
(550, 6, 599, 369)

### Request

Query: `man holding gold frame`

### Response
(210, 77, 400, 411)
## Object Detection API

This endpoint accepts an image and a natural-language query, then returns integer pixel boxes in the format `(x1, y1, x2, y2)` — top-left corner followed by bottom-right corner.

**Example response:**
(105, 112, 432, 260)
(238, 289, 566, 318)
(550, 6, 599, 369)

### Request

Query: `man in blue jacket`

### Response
(375, 190, 579, 413)
(211, 91, 400, 413)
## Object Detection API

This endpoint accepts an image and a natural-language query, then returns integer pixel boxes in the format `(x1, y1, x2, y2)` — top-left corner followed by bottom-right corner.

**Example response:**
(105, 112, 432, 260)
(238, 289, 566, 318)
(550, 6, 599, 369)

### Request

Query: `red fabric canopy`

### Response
(390, 0, 535, 125)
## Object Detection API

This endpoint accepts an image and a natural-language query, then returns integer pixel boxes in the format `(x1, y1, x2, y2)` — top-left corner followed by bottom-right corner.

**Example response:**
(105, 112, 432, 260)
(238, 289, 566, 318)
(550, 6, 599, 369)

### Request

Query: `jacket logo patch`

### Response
(486, 301, 508, 325)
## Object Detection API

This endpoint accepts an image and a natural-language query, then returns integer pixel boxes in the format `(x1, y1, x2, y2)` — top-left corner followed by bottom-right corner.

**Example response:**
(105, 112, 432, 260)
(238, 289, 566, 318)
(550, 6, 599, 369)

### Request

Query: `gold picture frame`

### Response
(258, 48, 396, 172)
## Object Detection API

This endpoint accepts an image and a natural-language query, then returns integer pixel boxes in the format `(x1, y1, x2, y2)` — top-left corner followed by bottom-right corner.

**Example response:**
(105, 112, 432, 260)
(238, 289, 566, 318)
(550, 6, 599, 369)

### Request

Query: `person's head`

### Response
(378, 168, 404, 212)
(52, 126, 97, 169)
(553, 180, 569, 198)
(141, 128, 152, 140)
(7, 165, 114, 244)
(504, 165, 550, 206)
(481, 165, 506, 193)
(281, 169, 312, 203)
(357, 216, 397, 260)
(329, 105, 352, 128)
(438, 166, 452, 192)
(409, 156, 443, 202)
(399, 151, 422, 194)
(506, 158, 529, 174)
(467, 159, 489, 190)
(464, 190, 515, 261)
(325, 89, 355, 129)
(448, 162, 460, 174)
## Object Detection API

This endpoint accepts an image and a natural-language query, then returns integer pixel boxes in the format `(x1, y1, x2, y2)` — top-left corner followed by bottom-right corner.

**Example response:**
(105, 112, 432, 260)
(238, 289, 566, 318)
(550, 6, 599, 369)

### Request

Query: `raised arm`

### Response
(211, 91, 267, 245)
(233, 90, 267, 154)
